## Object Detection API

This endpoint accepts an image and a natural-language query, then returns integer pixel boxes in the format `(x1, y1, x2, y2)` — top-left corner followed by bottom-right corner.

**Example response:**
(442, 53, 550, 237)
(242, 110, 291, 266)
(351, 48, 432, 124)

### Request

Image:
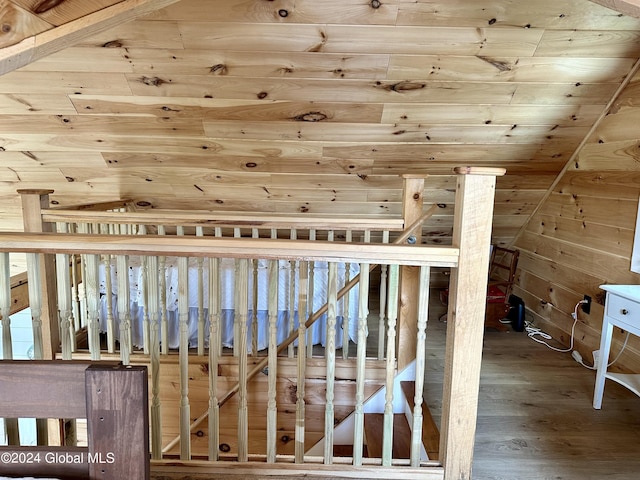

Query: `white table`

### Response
(593, 284, 640, 409)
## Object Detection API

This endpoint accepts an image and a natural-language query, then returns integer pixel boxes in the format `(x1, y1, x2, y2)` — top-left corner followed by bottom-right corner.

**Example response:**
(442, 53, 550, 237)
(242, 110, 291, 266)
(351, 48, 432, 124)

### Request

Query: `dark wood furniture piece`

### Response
(0, 360, 149, 480)
(484, 246, 520, 331)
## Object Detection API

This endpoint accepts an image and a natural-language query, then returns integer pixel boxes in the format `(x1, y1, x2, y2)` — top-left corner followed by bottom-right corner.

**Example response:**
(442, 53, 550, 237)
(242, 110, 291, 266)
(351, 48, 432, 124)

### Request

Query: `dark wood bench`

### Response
(0, 361, 148, 480)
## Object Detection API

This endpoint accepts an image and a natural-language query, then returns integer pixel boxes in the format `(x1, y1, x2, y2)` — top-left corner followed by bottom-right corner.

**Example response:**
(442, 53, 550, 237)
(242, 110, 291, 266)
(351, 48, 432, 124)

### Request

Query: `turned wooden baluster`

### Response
(236, 258, 249, 462)
(208, 256, 221, 461)
(342, 230, 352, 360)
(382, 264, 400, 466)
(266, 259, 279, 463)
(116, 254, 132, 365)
(158, 225, 168, 355)
(352, 261, 370, 466)
(147, 255, 162, 460)
(323, 262, 338, 465)
(178, 255, 191, 460)
(55, 224, 73, 360)
(378, 231, 390, 360)
(411, 265, 430, 466)
(196, 226, 205, 356)
(0, 252, 19, 445)
(295, 261, 308, 463)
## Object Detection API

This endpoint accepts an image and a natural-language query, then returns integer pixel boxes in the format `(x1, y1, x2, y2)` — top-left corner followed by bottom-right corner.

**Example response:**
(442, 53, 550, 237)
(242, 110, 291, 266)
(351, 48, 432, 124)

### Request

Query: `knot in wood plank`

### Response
(33, 0, 66, 14)
(292, 111, 328, 122)
(141, 76, 166, 87)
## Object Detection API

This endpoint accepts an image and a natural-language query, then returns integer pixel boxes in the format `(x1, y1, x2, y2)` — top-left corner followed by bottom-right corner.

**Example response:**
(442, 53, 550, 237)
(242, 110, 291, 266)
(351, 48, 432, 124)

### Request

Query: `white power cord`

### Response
(571, 331, 631, 370)
(526, 299, 630, 370)
(525, 300, 587, 353)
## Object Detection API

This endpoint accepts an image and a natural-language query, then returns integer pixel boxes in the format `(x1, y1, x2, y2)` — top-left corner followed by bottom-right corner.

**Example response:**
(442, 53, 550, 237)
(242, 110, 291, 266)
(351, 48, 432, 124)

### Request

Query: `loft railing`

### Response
(0, 167, 504, 480)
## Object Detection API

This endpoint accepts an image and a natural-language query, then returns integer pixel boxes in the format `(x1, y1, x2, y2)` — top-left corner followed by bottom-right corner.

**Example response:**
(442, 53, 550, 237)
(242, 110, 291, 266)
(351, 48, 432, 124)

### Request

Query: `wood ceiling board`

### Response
(496, 175, 557, 189)
(0, 165, 67, 181)
(0, 93, 76, 113)
(0, 114, 205, 135)
(590, 0, 640, 19)
(17, 46, 134, 72)
(0, 0, 637, 252)
(396, 0, 640, 29)
(369, 162, 569, 176)
(71, 96, 385, 123)
(125, 76, 521, 104)
(382, 104, 604, 127)
(118, 49, 391, 79)
(202, 120, 590, 144)
(101, 153, 374, 175)
(149, 0, 399, 25)
(322, 143, 552, 162)
(167, 184, 371, 203)
(54, 167, 280, 186)
(510, 82, 620, 105)
(0, 71, 132, 94)
(535, 29, 640, 57)
(177, 23, 544, 56)
(388, 55, 635, 83)
(76, 19, 183, 49)
(0, 150, 105, 167)
(268, 174, 407, 190)
(0, 134, 327, 158)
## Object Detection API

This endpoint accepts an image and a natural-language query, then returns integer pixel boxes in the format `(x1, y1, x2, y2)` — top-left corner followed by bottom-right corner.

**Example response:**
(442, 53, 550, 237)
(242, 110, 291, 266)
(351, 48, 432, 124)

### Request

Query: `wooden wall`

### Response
(514, 69, 640, 373)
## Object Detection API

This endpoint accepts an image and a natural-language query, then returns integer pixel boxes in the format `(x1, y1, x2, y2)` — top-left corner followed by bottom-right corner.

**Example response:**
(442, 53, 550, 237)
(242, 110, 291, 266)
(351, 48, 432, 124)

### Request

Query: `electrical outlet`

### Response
(583, 295, 592, 314)
(593, 349, 600, 365)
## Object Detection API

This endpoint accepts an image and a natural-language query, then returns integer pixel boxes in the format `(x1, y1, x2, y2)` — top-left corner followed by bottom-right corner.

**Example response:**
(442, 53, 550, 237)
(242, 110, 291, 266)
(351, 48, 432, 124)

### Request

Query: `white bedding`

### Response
(97, 257, 360, 351)
(0, 477, 61, 480)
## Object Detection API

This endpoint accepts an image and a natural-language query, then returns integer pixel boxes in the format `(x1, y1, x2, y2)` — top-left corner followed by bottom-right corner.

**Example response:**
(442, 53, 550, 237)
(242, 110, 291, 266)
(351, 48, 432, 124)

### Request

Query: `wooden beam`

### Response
(0, 0, 181, 76)
(397, 175, 426, 370)
(590, 0, 640, 17)
(439, 170, 501, 479)
(17, 189, 59, 361)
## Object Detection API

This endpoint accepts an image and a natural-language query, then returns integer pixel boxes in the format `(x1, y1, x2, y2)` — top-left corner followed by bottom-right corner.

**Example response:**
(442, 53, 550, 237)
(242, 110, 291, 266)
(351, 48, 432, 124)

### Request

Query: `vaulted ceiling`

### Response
(1, 0, 640, 259)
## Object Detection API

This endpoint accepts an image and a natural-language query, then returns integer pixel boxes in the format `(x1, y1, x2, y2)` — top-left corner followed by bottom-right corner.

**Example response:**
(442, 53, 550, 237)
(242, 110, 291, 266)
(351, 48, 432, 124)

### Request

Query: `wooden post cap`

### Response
(453, 167, 506, 176)
(16, 189, 55, 195)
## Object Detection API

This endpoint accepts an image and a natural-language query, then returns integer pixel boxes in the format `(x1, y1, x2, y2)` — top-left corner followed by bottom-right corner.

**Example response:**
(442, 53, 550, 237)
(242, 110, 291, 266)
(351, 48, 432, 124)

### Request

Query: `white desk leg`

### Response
(593, 318, 614, 409)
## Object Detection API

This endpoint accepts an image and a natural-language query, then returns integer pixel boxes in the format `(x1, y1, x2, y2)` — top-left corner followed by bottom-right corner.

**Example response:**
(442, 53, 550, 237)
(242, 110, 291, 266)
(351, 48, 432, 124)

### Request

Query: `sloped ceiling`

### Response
(1, 0, 640, 254)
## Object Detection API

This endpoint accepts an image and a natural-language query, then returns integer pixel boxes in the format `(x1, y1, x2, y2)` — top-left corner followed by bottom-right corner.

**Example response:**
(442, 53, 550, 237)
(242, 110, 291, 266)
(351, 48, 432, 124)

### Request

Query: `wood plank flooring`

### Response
(424, 292, 640, 480)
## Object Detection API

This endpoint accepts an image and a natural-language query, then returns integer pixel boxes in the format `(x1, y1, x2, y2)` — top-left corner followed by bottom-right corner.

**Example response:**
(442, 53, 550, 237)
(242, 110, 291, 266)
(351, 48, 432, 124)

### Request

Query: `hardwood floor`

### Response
(424, 292, 640, 480)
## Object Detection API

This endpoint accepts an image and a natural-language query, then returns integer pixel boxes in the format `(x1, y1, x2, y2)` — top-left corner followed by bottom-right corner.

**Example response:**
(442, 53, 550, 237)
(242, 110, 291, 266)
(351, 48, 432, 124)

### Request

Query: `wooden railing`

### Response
(0, 167, 504, 480)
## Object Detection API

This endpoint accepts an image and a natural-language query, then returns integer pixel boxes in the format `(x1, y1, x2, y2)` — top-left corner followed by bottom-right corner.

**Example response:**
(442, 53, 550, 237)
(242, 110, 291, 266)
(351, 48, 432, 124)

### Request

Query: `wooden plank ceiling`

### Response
(0, 0, 639, 253)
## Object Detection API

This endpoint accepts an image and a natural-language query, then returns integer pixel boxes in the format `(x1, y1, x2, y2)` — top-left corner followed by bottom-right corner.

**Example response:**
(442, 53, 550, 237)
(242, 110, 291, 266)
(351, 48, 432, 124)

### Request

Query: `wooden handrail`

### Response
(0, 232, 458, 267)
(161, 205, 439, 453)
(41, 209, 406, 232)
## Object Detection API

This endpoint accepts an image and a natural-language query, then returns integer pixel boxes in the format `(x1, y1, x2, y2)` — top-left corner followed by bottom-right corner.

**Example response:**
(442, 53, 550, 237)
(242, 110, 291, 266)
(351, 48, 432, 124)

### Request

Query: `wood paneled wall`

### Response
(514, 70, 640, 373)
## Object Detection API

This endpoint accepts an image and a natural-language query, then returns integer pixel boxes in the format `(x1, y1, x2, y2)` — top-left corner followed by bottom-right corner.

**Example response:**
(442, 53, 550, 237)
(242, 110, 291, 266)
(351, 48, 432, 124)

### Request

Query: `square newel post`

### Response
(397, 174, 426, 370)
(17, 189, 59, 361)
(440, 167, 505, 479)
